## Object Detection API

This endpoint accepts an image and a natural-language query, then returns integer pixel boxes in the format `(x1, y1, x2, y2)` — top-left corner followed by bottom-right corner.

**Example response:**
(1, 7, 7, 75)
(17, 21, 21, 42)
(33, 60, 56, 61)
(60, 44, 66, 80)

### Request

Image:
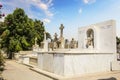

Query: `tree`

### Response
(34, 19, 45, 45)
(0, 8, 45, 59)
(0, 3, 5, 72)
(46, 32, 51, 40)
(0, 51, 5, 71)
(117, 36, 120, 45)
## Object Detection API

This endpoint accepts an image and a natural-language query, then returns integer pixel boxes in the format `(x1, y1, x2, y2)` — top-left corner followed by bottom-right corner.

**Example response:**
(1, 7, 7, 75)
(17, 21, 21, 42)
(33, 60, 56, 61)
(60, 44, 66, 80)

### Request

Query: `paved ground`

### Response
(63, 71, 120, 80)
(2, 60, 54, 80)
(2, 60, 120, 80)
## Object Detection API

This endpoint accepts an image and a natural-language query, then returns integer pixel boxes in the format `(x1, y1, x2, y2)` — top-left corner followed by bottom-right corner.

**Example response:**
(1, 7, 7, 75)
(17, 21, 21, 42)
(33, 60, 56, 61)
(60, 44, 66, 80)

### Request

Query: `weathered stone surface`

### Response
(36, 20, 118, 77)
(78, 20, 116, 53)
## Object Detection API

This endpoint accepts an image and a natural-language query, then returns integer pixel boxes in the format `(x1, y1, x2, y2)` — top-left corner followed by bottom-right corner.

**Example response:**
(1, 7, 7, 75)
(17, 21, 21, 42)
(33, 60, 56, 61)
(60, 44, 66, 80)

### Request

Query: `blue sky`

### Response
(1, 0, 120, 40)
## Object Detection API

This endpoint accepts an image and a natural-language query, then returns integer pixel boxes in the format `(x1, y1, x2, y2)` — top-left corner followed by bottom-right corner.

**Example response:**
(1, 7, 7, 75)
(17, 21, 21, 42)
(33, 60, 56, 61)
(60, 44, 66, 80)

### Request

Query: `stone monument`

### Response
(43, 31, 48, 51)
(86, 29, 94, 49)
(32, 37, 39, 51)
(78, 20, 116, 53)
(59, 24, 64, 38)
(65, 39, 69, 48)
(35, 20, 120, 77)
(53, 33, 59, 49)
(59, 24, 65, 48)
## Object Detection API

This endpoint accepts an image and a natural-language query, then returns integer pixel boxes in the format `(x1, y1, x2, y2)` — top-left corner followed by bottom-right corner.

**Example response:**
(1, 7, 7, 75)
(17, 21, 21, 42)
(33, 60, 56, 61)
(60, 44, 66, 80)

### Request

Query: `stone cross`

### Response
(59, 24, 64, 38)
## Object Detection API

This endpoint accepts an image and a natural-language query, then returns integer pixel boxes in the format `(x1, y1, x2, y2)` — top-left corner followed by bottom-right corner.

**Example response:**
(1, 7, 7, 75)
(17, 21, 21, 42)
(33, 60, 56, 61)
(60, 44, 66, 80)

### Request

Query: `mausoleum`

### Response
(33, 20, 120, 77)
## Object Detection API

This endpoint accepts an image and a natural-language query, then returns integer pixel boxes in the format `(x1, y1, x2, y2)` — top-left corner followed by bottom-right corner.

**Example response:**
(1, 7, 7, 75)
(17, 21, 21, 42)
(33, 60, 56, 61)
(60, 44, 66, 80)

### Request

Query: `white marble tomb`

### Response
(36, 20, 119, 77)
(78, 20, 116, 53)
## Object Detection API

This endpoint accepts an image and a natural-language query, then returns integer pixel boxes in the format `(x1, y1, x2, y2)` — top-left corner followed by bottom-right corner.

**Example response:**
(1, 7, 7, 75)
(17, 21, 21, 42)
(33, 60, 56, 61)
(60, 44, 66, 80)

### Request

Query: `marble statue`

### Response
(53, 33, 59, 49)
(59, 24, 64, 38)
(86, 29, 94, 48)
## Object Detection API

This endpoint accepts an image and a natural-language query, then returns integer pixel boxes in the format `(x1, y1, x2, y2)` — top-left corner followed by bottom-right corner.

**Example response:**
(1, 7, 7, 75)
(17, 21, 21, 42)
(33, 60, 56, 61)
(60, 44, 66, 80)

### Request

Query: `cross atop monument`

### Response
(59, 24, 64, 38)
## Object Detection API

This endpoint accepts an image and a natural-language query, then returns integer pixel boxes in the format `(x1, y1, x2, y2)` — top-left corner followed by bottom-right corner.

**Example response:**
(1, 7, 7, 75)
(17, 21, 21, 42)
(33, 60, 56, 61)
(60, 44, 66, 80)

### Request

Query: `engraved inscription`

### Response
(101, 25, 112, 29)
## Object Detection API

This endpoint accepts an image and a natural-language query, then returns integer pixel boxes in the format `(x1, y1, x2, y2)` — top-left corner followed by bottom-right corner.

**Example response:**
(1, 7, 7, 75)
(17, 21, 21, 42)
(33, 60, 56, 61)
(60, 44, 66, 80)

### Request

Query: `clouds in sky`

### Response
(43, 18, 51, 23)
(83, 0, 96, 4)
(78, 0, 96, 14)
(1, 0, 53, 23)
(1, 0, 98, 23)
(31, 0, 54, 17)
(30, 0, 53, 23)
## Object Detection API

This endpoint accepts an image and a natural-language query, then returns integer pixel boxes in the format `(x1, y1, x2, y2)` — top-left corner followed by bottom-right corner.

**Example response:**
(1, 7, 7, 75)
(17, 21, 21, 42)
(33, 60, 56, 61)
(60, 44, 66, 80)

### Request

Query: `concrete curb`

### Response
(30, 67, 64, 80)
(22, 63, 34, 68)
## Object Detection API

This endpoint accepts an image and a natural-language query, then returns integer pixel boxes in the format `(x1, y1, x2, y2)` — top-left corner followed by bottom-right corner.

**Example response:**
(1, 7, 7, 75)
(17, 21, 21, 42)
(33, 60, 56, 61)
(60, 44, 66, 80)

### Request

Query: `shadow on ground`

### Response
(98, 77, 117, 80)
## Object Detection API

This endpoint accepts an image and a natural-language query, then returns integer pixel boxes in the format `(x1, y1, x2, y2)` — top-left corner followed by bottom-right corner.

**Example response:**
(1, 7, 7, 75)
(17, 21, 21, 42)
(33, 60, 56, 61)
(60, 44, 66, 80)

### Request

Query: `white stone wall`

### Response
(38, 53, 64, 75)
(37, 52, 115, 77)
(38, 53, 43, 69)
(78, 20, 116, 53)
(64, 53, 114, 76)
(19, 56, 29, 64)
(23, 57, 29, 64)
(53, 53, 64, 76)
(43, 53, 54, 72)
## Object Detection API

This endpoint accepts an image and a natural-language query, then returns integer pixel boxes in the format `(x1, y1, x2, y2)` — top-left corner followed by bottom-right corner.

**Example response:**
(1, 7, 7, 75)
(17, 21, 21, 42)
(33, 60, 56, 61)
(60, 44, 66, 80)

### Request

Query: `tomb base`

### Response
(37, 50, 116, 77)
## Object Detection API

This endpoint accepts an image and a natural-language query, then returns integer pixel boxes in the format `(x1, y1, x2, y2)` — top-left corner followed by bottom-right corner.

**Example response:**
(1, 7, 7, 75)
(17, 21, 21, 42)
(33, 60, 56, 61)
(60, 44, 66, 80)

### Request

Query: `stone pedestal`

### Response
(37, 50, 115, 77)
(44, 40, 48, 51)
(88, 46, 93, 49)
(60, 37, 65, 49)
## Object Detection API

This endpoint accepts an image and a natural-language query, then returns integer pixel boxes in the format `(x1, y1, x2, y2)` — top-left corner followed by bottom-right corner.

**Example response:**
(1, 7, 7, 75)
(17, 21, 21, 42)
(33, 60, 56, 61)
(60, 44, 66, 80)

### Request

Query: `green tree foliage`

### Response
(116, 36, 120, 45)
(0, 52, 5, 71)
(34, 19, 45, 45)
(46, 32, 51, 40)
(0, 8, 46, 58)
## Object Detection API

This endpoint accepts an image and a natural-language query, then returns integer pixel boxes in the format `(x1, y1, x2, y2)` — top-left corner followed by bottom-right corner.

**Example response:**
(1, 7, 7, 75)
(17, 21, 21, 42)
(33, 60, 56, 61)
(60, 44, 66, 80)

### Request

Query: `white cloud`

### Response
(1, 0, 54, 21)
(38, 3, 48, 10)
(43, 18, 51, 23)
(83, 0, 89, 4)
(78, 8, 82, 14)
(1, 0, 36, 18)
(83, 0, 96, 4)
(31, 0, 54, 17)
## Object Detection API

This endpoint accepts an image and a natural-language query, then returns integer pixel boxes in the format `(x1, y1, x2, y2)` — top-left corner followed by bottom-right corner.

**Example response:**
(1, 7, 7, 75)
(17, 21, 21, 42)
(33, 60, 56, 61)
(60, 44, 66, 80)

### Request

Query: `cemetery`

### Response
(1, 1, 120, 79)
(18, 20, 120, 77)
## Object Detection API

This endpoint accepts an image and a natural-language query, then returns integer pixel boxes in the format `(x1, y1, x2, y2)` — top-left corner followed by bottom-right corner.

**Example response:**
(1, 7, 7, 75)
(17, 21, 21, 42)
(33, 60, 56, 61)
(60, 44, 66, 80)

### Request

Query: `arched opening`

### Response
(86, 29, 94, 48)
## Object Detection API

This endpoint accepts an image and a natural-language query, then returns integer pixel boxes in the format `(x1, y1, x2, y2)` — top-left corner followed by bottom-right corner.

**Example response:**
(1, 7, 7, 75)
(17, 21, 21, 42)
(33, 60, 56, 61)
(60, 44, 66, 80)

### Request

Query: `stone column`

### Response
(44, 31, 48, 51)
(59, 24, 65, 48)
(44, 31, 46, 41)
